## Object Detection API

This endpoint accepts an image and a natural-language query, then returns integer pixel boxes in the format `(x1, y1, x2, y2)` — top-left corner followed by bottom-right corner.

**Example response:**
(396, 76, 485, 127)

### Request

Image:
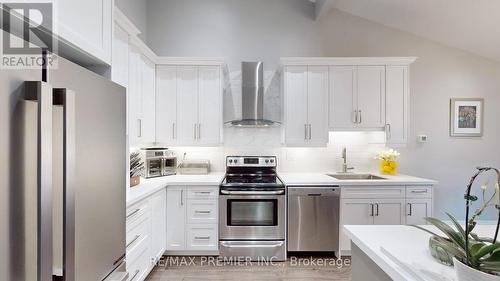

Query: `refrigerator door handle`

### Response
(54, 88, 76, 281)
(25, 81, 54, 281)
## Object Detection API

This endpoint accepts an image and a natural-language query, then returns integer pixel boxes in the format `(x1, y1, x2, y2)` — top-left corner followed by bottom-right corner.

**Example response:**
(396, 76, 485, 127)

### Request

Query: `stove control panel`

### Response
(226, 156, 276, 167)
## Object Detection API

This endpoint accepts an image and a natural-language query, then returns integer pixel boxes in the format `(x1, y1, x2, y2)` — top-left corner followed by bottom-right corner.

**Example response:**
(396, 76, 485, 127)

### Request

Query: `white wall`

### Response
(319, 9, 500, 219)
(145, 2, 500, 220)
(146, 0, 324, 70)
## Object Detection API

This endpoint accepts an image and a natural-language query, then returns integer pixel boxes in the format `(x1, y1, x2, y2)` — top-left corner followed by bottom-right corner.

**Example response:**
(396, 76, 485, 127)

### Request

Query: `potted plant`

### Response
(375, 149, 400, 175)
(413, 167, 500, 281)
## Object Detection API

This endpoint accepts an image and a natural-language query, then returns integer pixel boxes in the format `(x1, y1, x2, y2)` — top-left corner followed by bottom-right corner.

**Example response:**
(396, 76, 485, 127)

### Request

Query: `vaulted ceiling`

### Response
(314, 0, 500, 62)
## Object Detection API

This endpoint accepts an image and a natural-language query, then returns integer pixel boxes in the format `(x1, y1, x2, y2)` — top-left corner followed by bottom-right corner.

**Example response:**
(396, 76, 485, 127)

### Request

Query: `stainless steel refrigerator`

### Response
(0, 54, 128, 280)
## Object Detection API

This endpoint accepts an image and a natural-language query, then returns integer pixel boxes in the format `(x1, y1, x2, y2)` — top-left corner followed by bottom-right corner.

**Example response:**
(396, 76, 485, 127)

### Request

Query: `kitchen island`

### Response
(344, 224, 496, 281)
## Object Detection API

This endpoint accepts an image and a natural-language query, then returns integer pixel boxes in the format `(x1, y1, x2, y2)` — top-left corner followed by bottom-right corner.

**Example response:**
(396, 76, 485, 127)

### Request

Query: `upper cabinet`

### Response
(329, 66, 385, 130)
(283, 66, 329, 147)
(282, 57, 416, 147)
(156, 64, 223, 146)
(55, 0, 113, 64)
(385, 65, 409, 146)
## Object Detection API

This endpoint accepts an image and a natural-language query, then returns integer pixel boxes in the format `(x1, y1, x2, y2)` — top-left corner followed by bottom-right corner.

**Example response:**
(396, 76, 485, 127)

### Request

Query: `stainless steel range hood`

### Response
(226, 61, 280, 127)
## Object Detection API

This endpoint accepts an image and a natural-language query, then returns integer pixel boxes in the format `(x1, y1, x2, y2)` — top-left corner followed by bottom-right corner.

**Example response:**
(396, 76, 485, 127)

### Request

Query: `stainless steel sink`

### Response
(327, 174, 387, 180)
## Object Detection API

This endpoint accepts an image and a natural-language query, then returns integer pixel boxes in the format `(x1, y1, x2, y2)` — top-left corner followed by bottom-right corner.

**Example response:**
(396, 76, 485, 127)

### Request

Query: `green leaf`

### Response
(479, 261, 500, 273)
(483, 250, 500, 262)
(446, 212, 466, 240)
(470, 232, 494, 243)
(411, 225, 445, 238)
(432, 236, 466, 260)
(424, 217, 466, 249)
(476, 244, 500, 260)
(470, 242, 486, 257)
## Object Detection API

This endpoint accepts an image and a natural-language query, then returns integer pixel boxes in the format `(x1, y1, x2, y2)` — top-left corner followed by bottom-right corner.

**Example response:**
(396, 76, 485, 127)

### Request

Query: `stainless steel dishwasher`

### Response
(287, 186, 340, 253)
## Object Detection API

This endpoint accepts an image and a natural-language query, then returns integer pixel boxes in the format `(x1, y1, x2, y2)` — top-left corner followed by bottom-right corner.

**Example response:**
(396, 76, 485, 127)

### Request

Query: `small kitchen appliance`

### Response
(219, 156, 286, 261)
(140, 147, 177, 178)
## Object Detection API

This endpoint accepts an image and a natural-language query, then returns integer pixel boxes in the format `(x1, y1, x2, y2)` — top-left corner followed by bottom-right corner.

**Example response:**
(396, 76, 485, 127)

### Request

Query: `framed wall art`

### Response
(450, 98, 484, 137)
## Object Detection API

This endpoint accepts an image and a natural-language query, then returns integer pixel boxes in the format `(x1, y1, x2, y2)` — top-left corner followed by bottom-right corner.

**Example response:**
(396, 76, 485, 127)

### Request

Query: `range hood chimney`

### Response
(226, 61, 280, 127)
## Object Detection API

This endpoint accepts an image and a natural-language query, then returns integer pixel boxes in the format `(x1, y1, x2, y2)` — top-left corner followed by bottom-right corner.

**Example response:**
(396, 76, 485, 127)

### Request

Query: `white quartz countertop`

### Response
(279, 172, 437, 186)
(344, 224, 495, 281)
(126, 173, 224, 207)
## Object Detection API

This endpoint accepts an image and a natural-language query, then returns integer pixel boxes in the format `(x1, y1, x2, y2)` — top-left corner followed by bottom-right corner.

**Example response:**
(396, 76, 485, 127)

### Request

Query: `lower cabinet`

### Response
(166, 186, 219, 254)
(340, 185, 433, 253)
(126, 189, 166, 281)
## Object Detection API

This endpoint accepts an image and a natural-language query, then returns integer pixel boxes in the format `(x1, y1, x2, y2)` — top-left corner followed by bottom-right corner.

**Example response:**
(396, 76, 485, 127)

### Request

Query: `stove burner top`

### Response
(221, 156, 284, 189)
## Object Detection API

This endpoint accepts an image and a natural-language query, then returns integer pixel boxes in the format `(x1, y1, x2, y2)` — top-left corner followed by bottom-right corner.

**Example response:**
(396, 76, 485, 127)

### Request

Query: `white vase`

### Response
(453, 257, 500, 281)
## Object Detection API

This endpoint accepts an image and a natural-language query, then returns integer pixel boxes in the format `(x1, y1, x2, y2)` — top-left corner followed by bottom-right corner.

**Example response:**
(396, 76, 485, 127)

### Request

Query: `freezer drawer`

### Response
(287, 187, 340, 252)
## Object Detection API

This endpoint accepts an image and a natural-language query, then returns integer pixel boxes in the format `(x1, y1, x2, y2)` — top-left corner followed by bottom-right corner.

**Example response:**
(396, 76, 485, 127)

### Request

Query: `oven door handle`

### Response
(220, 190, 285, 195)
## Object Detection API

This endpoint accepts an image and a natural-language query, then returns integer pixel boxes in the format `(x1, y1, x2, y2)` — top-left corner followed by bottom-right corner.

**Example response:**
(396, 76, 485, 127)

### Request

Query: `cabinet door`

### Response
(141, 56, 156, 144)
(405, 199, 432, 225)
(111, 24, 129, 88)
(155, 66, 177, 145)
(128, 48, 142, 147)
(307, 66, 329, 146)
(341, 199, 374, 252)
(198, 66, 221, 145)
(386, 66, 408, 145)
(176, 66, 199, 145)
(373, 199, 405, 225)
(329, 66, 356, 129)
(150, 189, 166, 261)
(56, 0, 112, 64)
(357, 66, 385, 128)
(284, 66, 308, 146)
(166, 188, 186, 251)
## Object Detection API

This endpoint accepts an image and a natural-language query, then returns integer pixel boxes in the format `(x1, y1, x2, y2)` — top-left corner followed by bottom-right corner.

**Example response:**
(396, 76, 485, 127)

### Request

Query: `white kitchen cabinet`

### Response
(385, 66, 409, 146)
(141, 56, 156, 144)
(340, 185, 431, 253)
(372, 199, 405, 225)
(166, 187, 186, 251)
(284, 66, 328, 146)
(166, 186, 219, 254)
(405, 199, 432, 225)
(56, 0, 112, 64)
(155, 66, 177, 145)
(128, 49, 156, 147)
(150, 189, 166, 263)
(329, 66, 385, 130)
(156, 65, 222, 146)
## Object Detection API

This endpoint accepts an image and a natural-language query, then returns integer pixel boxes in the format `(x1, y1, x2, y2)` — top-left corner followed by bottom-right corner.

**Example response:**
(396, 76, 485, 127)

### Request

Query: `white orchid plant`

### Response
(375, 149, 401, 162)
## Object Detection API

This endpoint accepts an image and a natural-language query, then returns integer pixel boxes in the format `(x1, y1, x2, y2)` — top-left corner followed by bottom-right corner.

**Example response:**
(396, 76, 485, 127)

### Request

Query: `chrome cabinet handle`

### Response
(195, 191, 211, 194)
(304, 124, 308, 140)
(353, 110, 358, 124)
(126, 208, 140, 219)
(407, 203, 412, 216)
(385, 124, 391, 140)
(308, 124, 312, 140)
(411, 190, 428, 193)
(369, 203, 374, 217)
(181, 189, 184, 206)
(194, 236, 210, 240)
(197, 123, 201, 140)
(195, 210, 211, 214)
(129, 269, 140, 281)
(138, 119, 142, 138)
(193, 124, 197, 140)
(126, 235, 140, 248)
(358, 110, 362, 124)
(172, 123, 176, 139)
(375, 203, 379, 216)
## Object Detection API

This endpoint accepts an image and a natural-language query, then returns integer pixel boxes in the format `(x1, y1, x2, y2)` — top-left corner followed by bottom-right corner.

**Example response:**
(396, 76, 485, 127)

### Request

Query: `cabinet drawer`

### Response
(406, 186, 432, 198)
(186, 186, 219, 199)
(126, 229, 150, 274)
(126, 215, 149, 255)
(126, 238, 151, 281)
(126, 200, 150, 226)
(187, 200, 218, 224)
(341, 186, 405, 199)
(186, 224, 218, 251)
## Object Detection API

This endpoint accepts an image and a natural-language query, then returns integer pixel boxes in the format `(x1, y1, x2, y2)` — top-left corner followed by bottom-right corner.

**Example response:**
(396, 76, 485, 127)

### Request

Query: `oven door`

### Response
(146, 159, 163, 178)
(219, 190, 285, 240)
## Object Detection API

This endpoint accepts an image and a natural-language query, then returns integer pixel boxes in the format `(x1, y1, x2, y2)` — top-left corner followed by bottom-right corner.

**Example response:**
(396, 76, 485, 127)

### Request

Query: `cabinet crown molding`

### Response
(114, 8, 141, 37)
(281, 57, 417, 66)
(156, 57, 227, 66)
